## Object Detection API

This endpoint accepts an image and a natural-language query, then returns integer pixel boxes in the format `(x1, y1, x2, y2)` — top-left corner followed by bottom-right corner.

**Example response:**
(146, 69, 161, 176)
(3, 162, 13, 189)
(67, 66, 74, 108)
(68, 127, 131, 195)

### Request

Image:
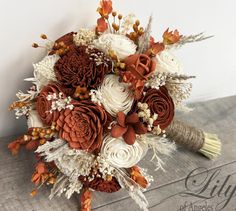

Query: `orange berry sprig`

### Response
(127, 20, 144, 43)
(8, 101, 32, 111)
(32, 33, 70, 56)
(111, 11, 123, 33)
(32, 33, 52, 50)
(8, 124, 57, 155)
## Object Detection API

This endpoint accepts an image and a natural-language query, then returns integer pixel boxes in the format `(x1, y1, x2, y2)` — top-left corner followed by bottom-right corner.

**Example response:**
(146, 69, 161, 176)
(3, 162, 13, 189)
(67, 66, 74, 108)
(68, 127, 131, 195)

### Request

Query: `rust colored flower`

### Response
(139, 86, 174, 130)
(130, 166, 148, 189)
(97, 0, 113, 17)
(31, 162, 49, 185)
(111, 111, 147, 145)
(124, 54, 156, 81)
(122, 54, 156, 100)
(79, 175, 121, 193)
(56, 100, 109, 153)
(96, 17, 108, 33)
(36, 83, 66, 126)
(54, 46, 112, 90)
(163, 28, 182, 45)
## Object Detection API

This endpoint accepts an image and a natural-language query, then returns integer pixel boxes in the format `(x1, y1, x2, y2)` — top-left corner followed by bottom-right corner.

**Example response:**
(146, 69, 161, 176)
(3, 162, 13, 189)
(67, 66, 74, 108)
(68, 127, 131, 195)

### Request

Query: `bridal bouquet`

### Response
(8, 1, 221, 210)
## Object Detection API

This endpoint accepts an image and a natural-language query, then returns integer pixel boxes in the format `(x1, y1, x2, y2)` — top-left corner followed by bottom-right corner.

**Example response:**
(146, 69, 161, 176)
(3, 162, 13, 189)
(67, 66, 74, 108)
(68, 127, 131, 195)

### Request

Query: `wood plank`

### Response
(0, 96, 235, 210)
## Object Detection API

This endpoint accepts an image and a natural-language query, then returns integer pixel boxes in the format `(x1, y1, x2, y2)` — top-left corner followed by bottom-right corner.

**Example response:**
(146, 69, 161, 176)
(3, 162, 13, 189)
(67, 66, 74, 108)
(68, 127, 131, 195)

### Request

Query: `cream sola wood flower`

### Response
(100, 135, 148, 168)
(155, 50, 183, 74)
(90, 74, 134, 117)
(93, 33, 137, 60)
(25, 55, 60, 91)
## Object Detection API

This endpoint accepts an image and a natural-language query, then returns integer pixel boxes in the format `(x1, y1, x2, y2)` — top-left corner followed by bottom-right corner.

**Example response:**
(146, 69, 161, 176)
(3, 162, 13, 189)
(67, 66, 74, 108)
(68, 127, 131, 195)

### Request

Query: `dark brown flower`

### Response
(36, 84, 66, 126)
(138, 86, 174, 130)
(79, 175, 121, 193)
(54, 46, 112, 90)
(111, 111, 147, 145)
(56, 100, 109, 153)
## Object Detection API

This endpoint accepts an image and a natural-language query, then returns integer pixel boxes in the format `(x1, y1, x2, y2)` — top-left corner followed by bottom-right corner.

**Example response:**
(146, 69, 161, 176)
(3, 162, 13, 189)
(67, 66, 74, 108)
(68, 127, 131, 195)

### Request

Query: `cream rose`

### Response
(155, 50, 183, 74)
(90, 74, 134, 117)
(101, 135, 148, 168)
(93, 33, 137, 60)
(27, 110, 44, 128)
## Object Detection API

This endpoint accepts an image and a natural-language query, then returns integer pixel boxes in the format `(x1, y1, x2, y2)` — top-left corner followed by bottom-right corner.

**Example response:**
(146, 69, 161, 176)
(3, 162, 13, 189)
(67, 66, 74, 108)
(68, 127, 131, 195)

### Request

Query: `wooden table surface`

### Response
(1, 96, 236, 211)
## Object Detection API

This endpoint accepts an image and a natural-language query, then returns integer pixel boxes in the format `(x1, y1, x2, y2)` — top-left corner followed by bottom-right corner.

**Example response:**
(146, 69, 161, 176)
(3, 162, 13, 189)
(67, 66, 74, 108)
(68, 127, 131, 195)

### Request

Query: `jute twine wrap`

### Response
(166, 119, 205, 151)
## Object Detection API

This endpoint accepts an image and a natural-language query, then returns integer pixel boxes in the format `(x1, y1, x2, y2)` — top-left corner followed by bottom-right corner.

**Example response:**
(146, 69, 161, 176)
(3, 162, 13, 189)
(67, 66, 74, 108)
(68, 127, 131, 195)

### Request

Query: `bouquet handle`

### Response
(166, 119, 221, 159)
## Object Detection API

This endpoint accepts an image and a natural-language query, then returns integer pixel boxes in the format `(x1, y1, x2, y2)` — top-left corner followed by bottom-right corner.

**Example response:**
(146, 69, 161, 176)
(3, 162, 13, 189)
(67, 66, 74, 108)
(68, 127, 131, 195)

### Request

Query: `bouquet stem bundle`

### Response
(166, 119, 221, 159)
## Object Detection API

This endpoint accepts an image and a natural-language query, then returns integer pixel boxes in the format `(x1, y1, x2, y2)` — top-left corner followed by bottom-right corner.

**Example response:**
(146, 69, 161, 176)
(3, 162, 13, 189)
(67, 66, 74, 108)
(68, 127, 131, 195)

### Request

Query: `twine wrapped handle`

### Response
(166, 119, 221, 159)
(166, 119, 204, 151)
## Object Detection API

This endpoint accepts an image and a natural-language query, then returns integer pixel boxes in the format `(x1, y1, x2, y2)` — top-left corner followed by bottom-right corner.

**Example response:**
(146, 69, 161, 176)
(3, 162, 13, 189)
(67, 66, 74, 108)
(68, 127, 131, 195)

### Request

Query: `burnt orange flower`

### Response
(97, 0, 113, 17)
(130, 166, 148, 189)
(31, 162, 49, 185)
(163, 28, 182, 45)
(146, 42, 165, 57)
(96, 17, 108, 33)
(56, 100, 109, 153)
(111, 112, 147, 145)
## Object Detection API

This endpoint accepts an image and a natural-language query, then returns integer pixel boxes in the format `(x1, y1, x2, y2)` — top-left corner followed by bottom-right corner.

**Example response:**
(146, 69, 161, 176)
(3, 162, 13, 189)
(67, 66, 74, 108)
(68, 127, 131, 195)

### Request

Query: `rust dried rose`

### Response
(138, 86, 174, 129)
(124, 54, 156, 81)
(56, 100, 109, 153)
(36, 83, 66, 126)
(79, 175, 121, 193)
(54, 46, 112, 90)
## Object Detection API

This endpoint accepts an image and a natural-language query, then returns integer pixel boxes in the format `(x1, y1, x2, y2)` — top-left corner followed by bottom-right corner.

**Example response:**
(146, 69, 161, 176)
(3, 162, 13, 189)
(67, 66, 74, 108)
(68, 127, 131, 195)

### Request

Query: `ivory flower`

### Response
(25, 55, 60, 91)
(155, 50, 183, 74)
(93, 33, 137, 60)
(91, 74, 134, 117)
(101, 135, 148, 168)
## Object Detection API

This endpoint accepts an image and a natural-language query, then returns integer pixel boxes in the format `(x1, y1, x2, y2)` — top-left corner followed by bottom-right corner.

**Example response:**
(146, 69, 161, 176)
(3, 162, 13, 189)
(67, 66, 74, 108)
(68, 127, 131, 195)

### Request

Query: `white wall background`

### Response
(0, 0, 235, 137)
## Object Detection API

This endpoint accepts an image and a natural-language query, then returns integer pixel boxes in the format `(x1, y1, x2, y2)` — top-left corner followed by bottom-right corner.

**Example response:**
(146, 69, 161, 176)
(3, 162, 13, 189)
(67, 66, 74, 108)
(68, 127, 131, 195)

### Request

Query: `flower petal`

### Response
(117, 111, 126, 127)
(123, 126, 136, 145)
(134, 122, 148, 134)
(111, 124, 127, 138)
(126, 113, 139, 124)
